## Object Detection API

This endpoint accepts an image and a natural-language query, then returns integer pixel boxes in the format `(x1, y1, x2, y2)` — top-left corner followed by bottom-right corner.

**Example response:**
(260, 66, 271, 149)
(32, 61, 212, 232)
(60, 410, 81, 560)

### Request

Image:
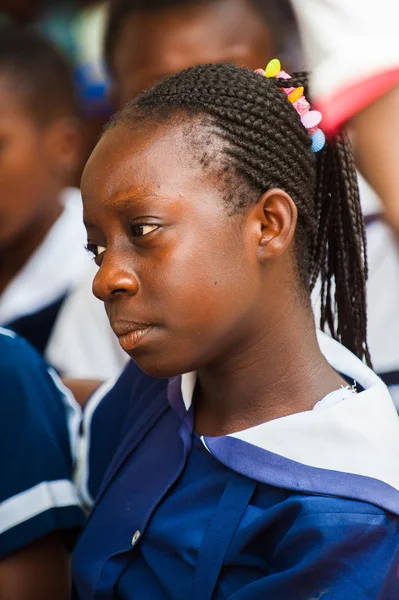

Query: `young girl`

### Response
(73, 63, 399, 598)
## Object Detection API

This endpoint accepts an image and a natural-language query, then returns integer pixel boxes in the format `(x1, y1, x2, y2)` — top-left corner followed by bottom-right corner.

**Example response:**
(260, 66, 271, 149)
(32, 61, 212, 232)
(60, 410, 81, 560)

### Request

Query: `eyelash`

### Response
(85, 224, 159, 259)
(85, 243, 104, 259)
(130, 223, 159, 238)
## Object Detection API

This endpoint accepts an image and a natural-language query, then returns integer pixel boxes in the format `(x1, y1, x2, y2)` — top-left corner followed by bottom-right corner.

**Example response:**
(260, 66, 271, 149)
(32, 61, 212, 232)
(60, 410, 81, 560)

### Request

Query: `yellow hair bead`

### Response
(265, 58, 281, 78)
(288, 86, 304, 104)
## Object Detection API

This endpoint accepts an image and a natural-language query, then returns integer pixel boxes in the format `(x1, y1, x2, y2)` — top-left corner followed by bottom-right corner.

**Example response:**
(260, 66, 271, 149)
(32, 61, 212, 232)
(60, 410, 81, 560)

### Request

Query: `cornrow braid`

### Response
(111, 63, 370, 364)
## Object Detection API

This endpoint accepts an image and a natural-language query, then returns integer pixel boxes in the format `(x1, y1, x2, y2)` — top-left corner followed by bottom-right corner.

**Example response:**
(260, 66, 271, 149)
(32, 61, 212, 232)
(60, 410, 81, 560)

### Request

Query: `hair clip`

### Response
(256, 59, 326, 153)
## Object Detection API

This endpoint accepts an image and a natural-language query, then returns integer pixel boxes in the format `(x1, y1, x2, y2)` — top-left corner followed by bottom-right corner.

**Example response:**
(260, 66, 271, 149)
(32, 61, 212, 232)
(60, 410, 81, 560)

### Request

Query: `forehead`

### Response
(113, 0, 272, 98)
(82, 118, 224, 218)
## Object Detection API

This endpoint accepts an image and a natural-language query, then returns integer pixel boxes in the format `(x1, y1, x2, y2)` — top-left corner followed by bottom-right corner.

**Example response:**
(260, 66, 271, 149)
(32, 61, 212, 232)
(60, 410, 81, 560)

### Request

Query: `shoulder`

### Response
(253, 489, 399, 561)
(0, 328, 78, 442)
(0, 326, 39, 366)
(0, 328, 84, 559)
(239, 490, 399, 597)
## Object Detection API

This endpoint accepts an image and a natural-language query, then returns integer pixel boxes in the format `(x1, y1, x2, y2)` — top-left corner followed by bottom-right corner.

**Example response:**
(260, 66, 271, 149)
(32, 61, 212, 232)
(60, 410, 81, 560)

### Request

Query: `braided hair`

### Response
(110, 63, 370, 364)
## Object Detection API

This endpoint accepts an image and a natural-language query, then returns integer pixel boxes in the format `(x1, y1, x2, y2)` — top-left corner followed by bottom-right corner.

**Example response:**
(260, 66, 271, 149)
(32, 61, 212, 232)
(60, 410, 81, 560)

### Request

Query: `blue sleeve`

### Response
(228, 504, 399, 599)
(0, 329, 85, 558)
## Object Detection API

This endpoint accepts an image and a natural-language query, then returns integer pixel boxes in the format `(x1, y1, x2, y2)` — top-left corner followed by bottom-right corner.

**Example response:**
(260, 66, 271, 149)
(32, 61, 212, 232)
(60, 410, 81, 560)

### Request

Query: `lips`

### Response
(111, 321, 154, 352)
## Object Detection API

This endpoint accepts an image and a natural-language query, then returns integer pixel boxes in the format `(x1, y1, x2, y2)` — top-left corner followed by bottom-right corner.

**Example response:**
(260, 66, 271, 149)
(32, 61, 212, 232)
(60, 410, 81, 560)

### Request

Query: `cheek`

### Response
(0, 132, 48, 190)
(0, 140, 51, 242)
(150, 233, 258, 331)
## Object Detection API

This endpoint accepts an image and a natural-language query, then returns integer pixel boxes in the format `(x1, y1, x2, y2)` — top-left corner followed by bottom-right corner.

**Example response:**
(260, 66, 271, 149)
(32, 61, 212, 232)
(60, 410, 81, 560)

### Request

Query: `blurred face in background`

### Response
(0, 73, 81, 251)
(110, 0, 277, 108)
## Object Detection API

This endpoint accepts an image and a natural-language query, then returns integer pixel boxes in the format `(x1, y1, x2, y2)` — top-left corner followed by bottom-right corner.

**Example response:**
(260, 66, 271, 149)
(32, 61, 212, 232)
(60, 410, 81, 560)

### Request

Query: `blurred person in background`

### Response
(105, 0, 298, 109)
(0, 26, 86, 351)
(0, 26, 126, 380)
(290, 0, 399, 405)
(0, 0, 111, 180)
(0, 327, 84, 600)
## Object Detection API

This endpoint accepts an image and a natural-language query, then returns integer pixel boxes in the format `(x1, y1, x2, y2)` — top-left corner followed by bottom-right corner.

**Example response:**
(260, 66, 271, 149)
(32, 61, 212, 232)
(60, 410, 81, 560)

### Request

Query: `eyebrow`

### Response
(83, 191, 163, 229)
(110, 191, 161, 210)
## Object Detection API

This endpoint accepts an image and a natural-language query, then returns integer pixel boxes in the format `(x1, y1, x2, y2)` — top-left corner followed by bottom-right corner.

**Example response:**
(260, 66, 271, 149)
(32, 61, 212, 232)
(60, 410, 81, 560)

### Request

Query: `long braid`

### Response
(111, 63, 370, 364)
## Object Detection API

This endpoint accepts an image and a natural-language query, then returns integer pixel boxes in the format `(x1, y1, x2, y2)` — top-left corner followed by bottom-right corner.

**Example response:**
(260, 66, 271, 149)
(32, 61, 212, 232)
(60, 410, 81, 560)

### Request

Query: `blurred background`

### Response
(0, 0, 110, 175)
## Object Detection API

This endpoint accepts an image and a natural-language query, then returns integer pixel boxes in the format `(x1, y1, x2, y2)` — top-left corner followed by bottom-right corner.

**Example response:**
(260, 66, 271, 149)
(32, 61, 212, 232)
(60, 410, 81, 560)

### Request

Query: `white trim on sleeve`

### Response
(74, 375, 121, 509)
(0, 479, 81, 535)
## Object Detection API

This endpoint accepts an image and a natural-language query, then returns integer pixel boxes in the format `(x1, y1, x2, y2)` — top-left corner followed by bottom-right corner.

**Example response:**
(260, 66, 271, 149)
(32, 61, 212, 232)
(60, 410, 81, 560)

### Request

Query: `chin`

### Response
(128, 348, 195, 380)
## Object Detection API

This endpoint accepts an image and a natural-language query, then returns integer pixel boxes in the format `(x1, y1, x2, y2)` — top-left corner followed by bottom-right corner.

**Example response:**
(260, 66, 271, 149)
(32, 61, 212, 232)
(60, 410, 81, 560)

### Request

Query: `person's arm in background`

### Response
(0, 329, 85, 599)
(63, 377, 103, 409)
(0, 534, 70, 600)
(290, 0, 399, 236)
(350, 85, 399, 236)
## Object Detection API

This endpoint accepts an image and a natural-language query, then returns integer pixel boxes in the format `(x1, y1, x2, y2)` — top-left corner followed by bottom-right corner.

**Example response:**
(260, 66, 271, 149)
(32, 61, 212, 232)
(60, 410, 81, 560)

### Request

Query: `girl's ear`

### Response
(252, 188, 298, 263)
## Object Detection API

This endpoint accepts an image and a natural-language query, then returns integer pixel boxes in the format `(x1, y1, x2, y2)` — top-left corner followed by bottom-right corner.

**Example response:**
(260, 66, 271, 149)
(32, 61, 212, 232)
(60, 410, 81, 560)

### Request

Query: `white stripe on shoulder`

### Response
(47, 367, 82, 465)
(0, 480, 81, 535)
(74, 375, 121, 509)
(0, 327, 16, 339)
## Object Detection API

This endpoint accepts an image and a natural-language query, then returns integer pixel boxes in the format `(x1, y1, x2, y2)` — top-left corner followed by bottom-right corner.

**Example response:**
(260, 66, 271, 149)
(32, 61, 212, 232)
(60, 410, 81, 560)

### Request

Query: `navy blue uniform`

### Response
(0, 328, 85, 558)
(73, 332, 399, 599)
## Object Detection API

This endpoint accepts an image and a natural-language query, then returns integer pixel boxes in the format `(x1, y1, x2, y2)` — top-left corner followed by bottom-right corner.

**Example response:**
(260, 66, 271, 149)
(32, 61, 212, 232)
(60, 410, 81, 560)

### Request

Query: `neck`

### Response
(0, 199, 63, 295)
(194, 289, 346, 436)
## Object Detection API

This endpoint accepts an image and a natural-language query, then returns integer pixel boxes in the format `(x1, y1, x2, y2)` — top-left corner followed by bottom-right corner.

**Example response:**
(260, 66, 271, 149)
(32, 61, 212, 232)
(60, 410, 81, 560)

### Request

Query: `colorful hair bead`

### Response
(258, 59, 326, 153)
(277, 70, 291, 80)
(281, 87, 296, 96)
(293, 96, 311, 117)
(301, 110, 322, 131)
(265, 58, 281, 78)
(310, 129, 326, 153)
(288, 87, 304, 104)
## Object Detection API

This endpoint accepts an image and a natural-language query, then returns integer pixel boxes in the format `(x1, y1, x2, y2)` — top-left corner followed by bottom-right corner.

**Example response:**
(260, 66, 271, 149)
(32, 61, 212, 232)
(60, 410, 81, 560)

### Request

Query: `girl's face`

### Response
(82, 119, 272, 378)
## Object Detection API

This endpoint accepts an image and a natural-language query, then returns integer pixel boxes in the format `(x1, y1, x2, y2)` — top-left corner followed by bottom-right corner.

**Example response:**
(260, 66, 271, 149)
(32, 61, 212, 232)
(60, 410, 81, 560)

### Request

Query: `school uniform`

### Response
(73, 331, 399, 599)
(0, 188, 89, 355)
(0, 327, 85, 558)
(0, 188, 126, 379)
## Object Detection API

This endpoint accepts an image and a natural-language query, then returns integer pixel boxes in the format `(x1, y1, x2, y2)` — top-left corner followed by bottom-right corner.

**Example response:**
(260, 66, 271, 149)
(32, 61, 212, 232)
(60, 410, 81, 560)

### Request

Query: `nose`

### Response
(93, 253, 139, 303)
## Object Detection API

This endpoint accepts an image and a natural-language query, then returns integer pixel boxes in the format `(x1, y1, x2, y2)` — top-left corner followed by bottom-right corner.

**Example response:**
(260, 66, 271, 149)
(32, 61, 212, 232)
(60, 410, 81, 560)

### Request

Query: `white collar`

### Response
(0, 188, 90, 325)
(176, 331, 399, 510)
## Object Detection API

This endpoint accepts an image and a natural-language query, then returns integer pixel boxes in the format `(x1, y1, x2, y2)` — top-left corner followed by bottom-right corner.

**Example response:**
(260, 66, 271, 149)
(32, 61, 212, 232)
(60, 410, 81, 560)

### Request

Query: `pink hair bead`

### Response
(301, 110, 322, 130)
(277, 70, 291, 80)
(282, 87, 295, 96)
(293, 96, 311, 116)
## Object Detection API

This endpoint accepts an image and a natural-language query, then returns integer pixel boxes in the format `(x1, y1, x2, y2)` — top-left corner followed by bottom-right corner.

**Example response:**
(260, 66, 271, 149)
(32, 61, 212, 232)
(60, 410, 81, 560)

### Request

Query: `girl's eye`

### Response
(131, 224, 159, 238)
(85, 243, 106, 258)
